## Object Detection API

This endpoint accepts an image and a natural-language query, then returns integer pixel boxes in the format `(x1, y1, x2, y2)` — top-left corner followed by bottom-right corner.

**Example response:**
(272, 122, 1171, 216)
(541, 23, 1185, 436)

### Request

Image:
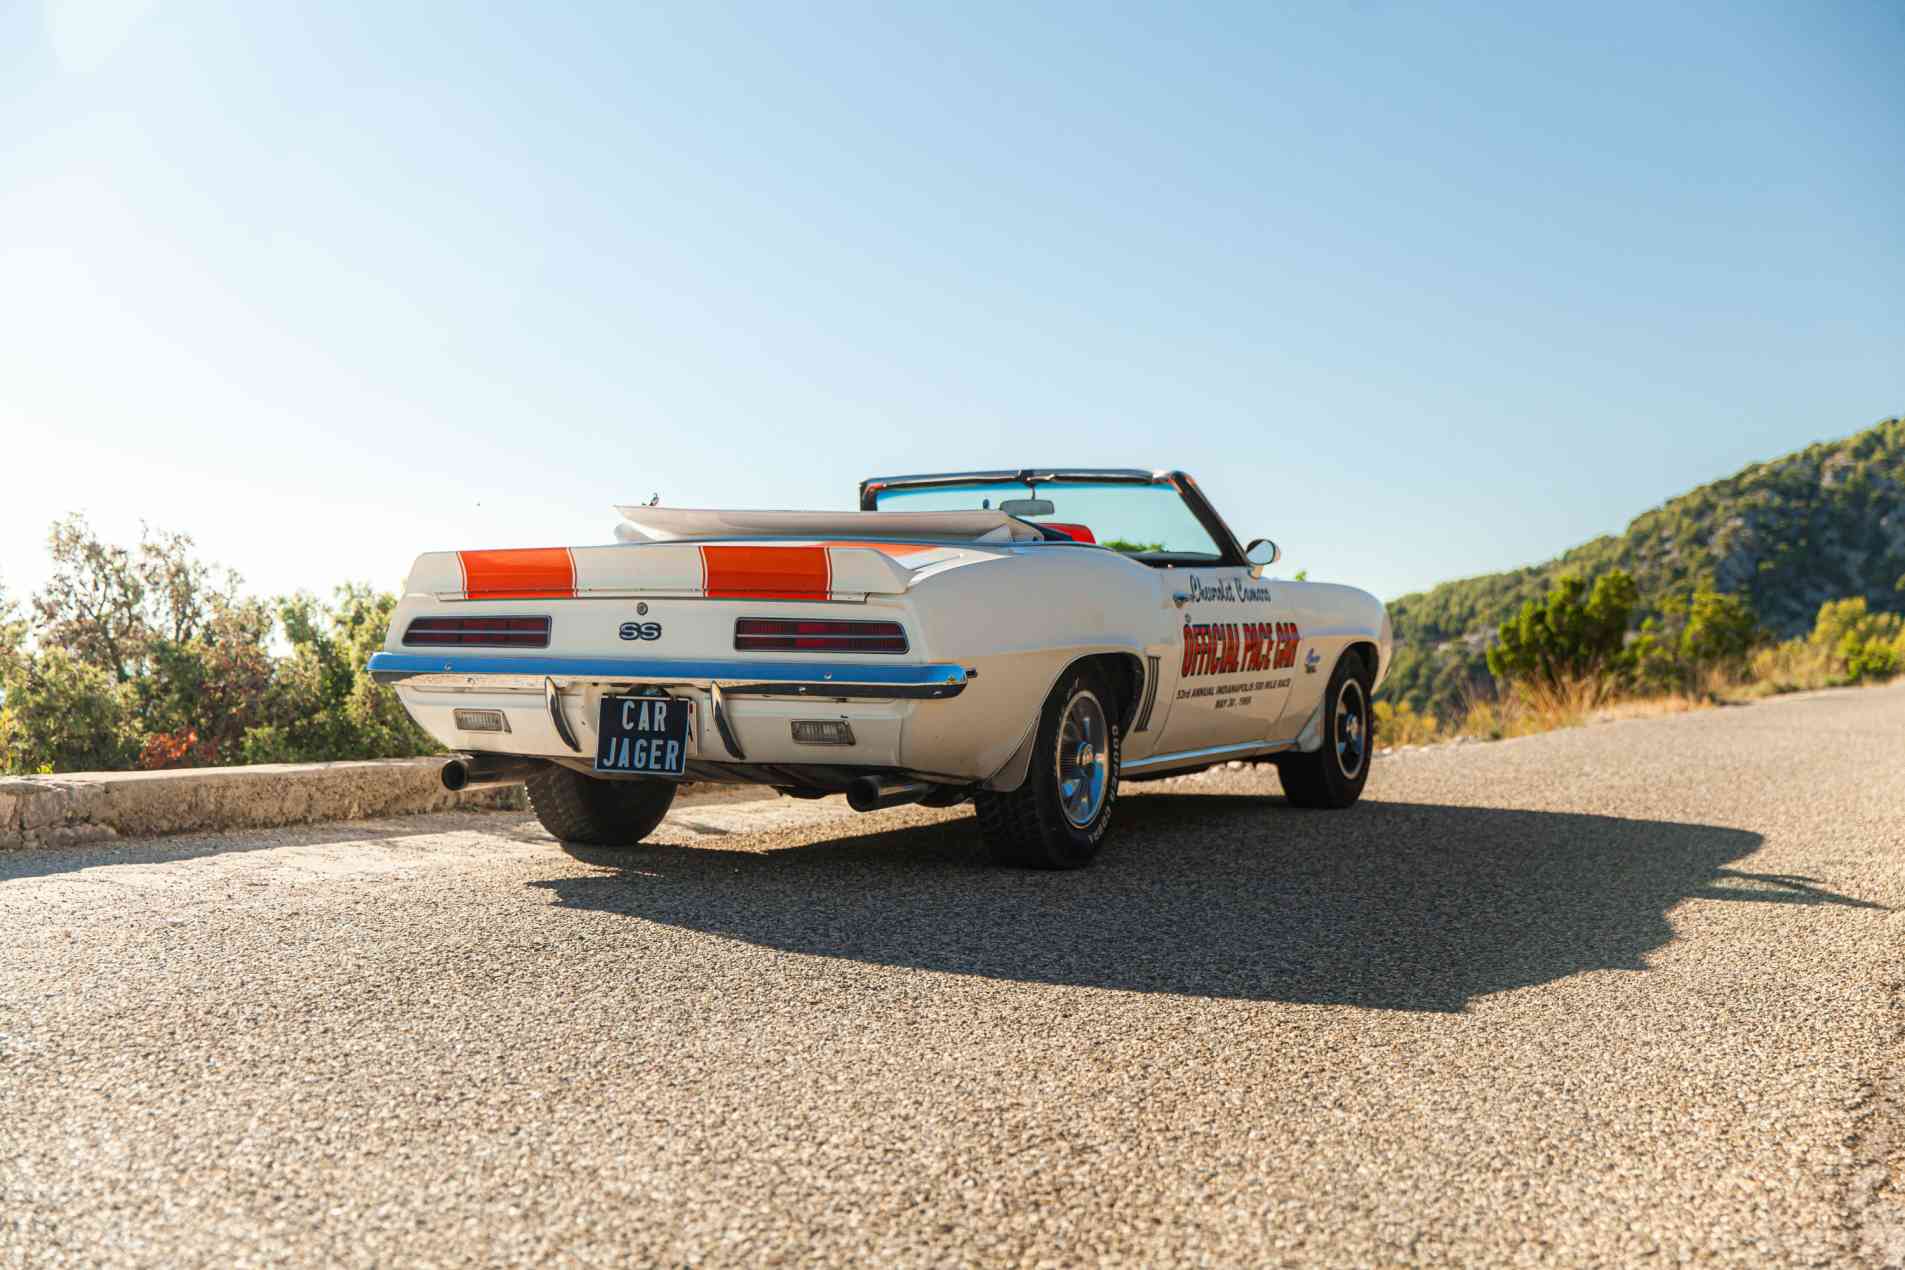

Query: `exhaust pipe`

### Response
(442, 754, 548, 791)
(846, 776, 931, 813)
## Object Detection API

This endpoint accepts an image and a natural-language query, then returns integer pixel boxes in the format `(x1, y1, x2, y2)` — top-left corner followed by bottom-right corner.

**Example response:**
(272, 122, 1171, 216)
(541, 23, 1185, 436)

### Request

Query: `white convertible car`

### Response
(369, 469, 1391, 868)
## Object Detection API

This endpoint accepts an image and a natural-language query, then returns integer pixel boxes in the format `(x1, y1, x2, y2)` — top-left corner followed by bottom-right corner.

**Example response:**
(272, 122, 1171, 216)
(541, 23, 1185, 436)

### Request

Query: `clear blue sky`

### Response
(4, 1, 1900, 605)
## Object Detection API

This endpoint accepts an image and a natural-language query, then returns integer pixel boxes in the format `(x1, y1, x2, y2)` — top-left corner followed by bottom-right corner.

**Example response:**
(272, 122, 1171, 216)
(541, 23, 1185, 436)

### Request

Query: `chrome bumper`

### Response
(366, 653, 969, 700)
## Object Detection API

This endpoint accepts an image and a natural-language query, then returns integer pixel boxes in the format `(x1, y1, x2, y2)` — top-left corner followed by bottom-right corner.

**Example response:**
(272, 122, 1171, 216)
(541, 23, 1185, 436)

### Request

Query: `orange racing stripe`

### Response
(700, 545, 832, 599)
(458, 548, 576, 599)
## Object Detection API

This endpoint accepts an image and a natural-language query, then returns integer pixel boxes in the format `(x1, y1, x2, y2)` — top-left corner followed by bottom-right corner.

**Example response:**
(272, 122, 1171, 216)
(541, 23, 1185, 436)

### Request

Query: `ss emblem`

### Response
(618, 621, 662, 641)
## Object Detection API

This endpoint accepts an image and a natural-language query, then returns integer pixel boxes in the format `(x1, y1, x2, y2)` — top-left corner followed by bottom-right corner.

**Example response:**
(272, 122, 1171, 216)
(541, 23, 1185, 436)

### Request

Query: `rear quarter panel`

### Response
(899, 545, 1167, 778)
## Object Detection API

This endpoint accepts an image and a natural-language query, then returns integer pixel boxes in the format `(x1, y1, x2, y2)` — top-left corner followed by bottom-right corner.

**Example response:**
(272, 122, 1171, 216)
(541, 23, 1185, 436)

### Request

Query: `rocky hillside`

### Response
(1381, 415, 1905, 715)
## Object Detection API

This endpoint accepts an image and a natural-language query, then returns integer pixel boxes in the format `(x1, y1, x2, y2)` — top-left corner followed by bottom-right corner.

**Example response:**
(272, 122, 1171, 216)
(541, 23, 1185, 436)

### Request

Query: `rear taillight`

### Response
(403, 616, 551, 648)
(733, 617, 908, 654)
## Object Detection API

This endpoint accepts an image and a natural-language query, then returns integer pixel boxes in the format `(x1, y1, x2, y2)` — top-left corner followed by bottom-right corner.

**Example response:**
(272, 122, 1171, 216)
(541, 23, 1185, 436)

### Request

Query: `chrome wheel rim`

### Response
(1056, 689, 1110, 828)
(1335, 679, 1367, 780)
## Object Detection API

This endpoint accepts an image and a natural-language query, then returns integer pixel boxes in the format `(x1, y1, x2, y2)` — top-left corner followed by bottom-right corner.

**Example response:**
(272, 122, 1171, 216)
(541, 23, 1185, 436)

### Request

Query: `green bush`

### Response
(1749, 596, 1902, 691)
(1846, 640, 1900, 682)
(0, 647, 140, 774)
(237, 587, 437, 765)
(1815, 597, 1903, 683)
(1680, 586, 1759, 672)
(1487, 570, 1637, 690)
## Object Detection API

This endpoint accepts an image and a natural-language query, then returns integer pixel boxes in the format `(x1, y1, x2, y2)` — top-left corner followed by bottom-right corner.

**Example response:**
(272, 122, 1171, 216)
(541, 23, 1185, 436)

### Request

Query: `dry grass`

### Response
(1748, 639, 1840, 694)
(1374, 617, 1905, 757)
(1372, 698, 1442, 747)
(1378, 672, 1727, 752)
(1587, 692, 1709, 723)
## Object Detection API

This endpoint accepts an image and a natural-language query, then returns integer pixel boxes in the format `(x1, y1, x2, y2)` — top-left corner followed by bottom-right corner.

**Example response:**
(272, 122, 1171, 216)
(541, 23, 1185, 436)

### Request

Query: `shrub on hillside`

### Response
(1749, 595, 1903, 692)
(1624, 584, 1763, 696)
(1486, 570, 1637, 693)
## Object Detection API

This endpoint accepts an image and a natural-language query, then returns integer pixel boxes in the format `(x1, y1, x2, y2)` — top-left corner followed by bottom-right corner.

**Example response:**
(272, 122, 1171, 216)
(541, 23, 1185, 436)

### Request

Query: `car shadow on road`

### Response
(531, 792, 1877, 1012)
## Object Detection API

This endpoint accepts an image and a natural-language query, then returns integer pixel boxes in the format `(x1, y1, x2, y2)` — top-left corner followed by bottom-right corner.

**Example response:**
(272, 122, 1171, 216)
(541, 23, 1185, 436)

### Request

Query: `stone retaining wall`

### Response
(0, 759, 525, 850)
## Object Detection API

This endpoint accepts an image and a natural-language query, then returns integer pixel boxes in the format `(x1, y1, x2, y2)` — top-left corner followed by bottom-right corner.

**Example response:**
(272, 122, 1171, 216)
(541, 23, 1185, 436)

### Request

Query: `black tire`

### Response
(525, 764, 678, 847)
(1277, 653, 1374, 810)
(974, 663, 1121, 869)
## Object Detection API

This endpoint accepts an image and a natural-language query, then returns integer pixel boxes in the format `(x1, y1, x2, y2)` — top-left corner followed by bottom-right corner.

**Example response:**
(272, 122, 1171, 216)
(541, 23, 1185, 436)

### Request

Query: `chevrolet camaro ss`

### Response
(368, 469, 1392, 868)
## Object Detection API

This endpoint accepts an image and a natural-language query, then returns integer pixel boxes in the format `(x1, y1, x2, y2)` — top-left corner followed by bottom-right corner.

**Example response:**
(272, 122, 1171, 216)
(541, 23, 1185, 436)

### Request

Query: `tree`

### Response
(33, 516, 149, 682)
(30, 517, 247, 683)
(14, 518, 277, 770)
(1486, 570, 1637, 690)
(133, 596, 277, 767)
(0, 580, 25, 674)
(137, 525, 241, 647)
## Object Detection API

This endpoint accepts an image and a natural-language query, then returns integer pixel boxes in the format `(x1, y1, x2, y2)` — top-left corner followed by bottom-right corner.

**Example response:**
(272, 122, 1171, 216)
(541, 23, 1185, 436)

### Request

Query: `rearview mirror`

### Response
(999, 498, 1055, 517)
(1234, 536, 1280, 575)
(1245, 538, 1280, 574)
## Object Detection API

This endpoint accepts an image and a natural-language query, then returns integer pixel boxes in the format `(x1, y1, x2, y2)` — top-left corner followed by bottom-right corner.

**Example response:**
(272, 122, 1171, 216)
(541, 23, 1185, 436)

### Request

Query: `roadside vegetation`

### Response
(0, 517, 434, 775)
(1380, 416, 1905, 723)
(1373, 570, 1905, 749)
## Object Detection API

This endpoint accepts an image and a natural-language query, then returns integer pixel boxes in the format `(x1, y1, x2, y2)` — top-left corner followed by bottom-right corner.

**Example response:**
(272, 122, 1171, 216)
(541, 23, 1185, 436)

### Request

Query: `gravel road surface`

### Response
(4, 685, 1902, 1266)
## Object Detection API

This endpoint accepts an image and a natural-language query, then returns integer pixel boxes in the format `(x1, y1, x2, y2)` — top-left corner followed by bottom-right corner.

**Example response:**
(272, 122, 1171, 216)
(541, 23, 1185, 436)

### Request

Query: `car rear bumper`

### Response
(365, 652, 970, 700)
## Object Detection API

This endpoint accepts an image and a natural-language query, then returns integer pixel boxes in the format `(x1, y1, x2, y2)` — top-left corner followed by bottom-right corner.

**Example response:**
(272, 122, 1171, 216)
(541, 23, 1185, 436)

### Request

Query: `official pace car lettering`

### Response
(1274, 622, 1301, 670)
(1179, 620, 1301, 678)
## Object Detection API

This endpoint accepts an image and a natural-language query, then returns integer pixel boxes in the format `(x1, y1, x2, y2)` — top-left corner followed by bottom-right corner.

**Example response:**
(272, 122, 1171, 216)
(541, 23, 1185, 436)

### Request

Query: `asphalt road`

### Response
(4, 684, 1902, 1267)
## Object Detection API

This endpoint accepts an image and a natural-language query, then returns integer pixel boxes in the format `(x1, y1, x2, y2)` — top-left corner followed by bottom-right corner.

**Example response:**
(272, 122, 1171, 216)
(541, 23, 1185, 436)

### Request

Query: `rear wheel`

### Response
(1277, 654, 1373, 810)
(525, 765, 678, 847)
(974, 664, 1120, 868)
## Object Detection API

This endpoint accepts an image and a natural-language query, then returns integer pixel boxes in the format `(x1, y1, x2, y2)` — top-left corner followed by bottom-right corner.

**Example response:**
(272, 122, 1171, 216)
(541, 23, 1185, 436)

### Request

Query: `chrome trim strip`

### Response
(545, 677, 582, 753)
(370, 653, 968, 700)
(406, 675, 544, 694)
(1120, 738, 1292, 774)
(861, 467, 1158, 493)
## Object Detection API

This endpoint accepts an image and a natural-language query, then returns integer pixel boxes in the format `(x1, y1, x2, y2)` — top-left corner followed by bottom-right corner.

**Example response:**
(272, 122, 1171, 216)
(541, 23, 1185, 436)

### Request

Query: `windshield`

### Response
(872, 480, 1223, 563)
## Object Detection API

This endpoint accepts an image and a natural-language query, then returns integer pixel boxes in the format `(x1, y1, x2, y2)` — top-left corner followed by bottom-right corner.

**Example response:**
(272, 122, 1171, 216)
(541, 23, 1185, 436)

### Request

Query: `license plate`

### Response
(593, 694, 692, 777)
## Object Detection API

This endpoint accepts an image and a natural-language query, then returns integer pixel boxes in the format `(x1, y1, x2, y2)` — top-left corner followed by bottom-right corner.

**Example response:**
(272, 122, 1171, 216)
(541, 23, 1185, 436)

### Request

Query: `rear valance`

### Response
(406, 541, 983, 601)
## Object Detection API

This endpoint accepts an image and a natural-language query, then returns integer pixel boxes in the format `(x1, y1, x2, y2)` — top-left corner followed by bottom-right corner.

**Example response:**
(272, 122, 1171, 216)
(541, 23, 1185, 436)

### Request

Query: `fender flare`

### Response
(1294, 643, 1382, 752)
